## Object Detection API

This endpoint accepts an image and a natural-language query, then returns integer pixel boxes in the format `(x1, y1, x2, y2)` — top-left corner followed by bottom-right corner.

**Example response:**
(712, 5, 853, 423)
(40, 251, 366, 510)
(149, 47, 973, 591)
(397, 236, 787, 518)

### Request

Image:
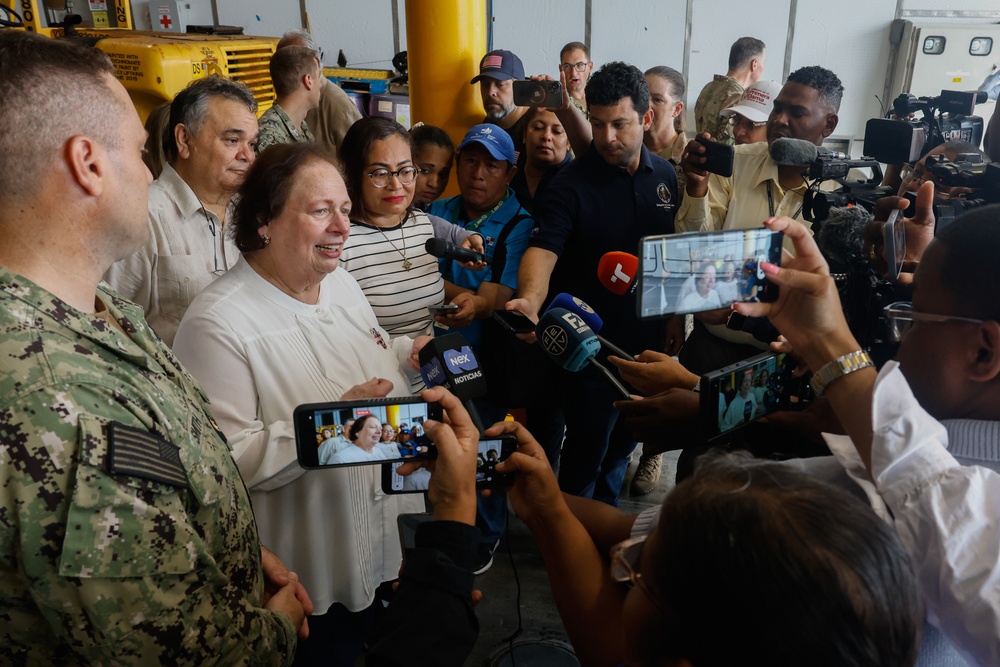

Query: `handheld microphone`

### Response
(535, 308, 633, 400)
(425, 238, 489, 265)
(597, 251, 639, 296)
(547, 293, 633, 360)
(418, 332, 487, 433)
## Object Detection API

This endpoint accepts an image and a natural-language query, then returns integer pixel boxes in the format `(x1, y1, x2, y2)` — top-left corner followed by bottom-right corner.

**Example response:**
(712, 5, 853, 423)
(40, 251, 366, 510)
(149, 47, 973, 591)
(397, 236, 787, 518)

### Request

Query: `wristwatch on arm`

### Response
(810, 350, 874, 397)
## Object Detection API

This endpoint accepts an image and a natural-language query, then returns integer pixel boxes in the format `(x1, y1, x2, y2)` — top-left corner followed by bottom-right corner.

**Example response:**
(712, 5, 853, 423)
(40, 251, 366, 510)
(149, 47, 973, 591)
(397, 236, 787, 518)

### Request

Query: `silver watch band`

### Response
(811, 350, 874, 397)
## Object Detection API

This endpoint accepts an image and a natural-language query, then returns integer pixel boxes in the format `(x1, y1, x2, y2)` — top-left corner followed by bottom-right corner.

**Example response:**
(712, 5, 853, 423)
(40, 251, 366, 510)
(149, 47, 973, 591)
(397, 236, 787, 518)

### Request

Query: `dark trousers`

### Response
(291, 601, 376, 667)
(555, 365, 636, 505)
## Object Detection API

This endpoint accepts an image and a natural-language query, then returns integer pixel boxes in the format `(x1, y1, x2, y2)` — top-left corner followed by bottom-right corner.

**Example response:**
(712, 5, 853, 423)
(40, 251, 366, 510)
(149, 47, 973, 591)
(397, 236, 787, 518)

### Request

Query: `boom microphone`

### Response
(770, 137, 878, 180)
(769, 137, 822, 165)
(815, 204, 870, 270)
(425, 238, 489, 265)
(418, 332, 487, 433)
(597, 251, 639, 296)
(535, 308, 632, 400)
(547, 293, 633, 360)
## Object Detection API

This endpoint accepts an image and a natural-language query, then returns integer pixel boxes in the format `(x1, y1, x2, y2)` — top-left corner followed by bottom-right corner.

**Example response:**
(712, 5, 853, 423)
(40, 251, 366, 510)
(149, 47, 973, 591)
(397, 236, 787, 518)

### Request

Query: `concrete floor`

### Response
(464, 448, 680, 666)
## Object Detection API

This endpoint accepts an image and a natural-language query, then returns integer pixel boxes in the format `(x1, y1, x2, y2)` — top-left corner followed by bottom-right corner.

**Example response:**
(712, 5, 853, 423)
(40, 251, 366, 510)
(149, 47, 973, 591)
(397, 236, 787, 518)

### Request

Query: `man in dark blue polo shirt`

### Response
(509, 61, 679, 504)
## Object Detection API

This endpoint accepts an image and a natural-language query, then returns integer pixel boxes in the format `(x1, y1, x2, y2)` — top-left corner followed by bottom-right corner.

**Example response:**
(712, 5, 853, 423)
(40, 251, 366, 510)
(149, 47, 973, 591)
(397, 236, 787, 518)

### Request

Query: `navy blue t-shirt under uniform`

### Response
(530, 143, 678, 354)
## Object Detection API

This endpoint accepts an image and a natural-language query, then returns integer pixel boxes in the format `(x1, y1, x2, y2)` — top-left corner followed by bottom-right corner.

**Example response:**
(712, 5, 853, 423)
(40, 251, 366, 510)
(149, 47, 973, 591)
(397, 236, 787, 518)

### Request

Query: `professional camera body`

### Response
(864, 89, 986, 164)
(801, 158, 887, 224)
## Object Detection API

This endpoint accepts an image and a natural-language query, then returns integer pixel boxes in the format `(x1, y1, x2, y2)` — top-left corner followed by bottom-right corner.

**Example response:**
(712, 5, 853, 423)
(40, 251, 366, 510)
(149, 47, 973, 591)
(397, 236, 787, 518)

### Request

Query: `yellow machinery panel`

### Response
(8, 1, 278, 122)
(89, 32, 278, 123)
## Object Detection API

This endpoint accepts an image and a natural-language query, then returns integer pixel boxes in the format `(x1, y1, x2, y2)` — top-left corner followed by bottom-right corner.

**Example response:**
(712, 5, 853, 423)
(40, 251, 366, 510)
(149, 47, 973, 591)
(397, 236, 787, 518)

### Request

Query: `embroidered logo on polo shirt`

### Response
(371, 327, 388, 349)
(656, 183, 672, 205)
(485, 235, 496, 247)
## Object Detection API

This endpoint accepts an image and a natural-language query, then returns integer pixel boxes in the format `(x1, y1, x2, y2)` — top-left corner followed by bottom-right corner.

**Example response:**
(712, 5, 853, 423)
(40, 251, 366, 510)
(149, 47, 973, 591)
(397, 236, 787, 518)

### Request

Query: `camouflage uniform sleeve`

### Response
(255, 109, 287, 156)
(712, 85, 744, 146)
(0, 384, 297, 666)
(695, 79, 744, 146)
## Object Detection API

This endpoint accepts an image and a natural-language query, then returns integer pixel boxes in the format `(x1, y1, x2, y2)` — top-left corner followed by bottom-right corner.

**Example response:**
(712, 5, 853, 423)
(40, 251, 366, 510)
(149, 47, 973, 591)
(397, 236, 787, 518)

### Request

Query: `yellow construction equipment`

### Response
(2, 0, 277, 121)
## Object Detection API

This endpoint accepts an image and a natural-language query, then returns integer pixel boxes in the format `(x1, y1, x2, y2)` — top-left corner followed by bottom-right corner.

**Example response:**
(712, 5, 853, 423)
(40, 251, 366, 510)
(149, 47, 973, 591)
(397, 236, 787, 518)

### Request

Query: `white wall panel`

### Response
(791, 0, 897, 144)
(588, 0, 686, 73)
(686, 0, 790, 130)
(215, 0, 301, 38)
(303, 0, 401, 69)
(491, 0, 585, 78)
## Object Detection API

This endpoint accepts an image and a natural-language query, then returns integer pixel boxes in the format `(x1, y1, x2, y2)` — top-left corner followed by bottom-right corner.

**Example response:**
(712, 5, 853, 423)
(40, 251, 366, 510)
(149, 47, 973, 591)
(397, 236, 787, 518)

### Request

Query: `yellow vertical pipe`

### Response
(386, 405, 400, 428)
(405, 0, 487, 198)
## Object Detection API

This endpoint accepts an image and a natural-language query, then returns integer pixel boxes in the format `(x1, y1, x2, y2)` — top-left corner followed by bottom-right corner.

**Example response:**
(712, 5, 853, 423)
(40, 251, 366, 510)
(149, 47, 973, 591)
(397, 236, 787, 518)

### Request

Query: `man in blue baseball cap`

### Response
(428, 122, 535, 573)
(471, 49, 529, 160)
(428, 123, 527, 348)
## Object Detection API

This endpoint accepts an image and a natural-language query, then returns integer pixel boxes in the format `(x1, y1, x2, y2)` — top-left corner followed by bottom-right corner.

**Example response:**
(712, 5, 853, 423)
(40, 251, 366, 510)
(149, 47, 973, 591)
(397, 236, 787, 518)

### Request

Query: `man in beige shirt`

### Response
(675, 66, 843, 377)
(105, 76, 259, 346)
(677, 66, 842, 235)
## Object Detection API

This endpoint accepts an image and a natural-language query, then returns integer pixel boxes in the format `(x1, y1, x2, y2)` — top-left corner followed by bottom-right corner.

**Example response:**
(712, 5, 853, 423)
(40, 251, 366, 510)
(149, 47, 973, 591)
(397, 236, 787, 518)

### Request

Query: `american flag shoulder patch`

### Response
(107, 422, 188, 488)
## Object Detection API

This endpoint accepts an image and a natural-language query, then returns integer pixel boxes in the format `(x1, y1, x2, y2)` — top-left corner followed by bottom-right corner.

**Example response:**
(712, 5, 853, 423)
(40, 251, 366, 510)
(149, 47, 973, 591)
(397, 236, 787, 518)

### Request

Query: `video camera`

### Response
(896, 153, 1000, 233)
(864, 89, 986, 165)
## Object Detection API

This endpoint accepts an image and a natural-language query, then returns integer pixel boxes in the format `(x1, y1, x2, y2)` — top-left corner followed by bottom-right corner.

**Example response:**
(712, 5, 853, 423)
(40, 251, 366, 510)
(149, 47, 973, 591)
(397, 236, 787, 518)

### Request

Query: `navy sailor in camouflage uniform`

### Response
(0, 31, 311, 665)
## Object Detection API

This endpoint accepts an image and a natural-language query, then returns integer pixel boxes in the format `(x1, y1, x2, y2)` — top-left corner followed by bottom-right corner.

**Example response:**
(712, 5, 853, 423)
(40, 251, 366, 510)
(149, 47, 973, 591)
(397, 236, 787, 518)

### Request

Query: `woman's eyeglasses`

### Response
(367, 166, 419, 188)
(609, 535, 666, 614)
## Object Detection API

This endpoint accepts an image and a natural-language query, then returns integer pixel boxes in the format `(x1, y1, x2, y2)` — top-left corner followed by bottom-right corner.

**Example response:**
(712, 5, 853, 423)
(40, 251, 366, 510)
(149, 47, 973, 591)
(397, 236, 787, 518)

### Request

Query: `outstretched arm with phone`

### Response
(366, 386, 482, 666)
(490, 420, 629, 667)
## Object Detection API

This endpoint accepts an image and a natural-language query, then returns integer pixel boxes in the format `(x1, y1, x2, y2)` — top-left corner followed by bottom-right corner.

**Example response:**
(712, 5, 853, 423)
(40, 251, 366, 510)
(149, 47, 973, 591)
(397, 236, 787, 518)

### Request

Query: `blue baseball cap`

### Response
(458, 124, 516, 164)
(470, 49, 525, 84)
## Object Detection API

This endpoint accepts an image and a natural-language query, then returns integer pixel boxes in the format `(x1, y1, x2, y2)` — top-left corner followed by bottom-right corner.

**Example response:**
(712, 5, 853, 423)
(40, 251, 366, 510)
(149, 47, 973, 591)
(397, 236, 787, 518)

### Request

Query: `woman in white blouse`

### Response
(173, 142, 427, 667)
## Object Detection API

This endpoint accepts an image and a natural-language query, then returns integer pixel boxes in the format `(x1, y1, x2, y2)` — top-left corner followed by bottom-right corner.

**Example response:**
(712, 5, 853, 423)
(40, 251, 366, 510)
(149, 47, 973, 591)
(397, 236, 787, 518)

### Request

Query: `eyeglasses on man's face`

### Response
(367, 166, 419, 188)
(733, 116, 767, 131)
(559, 61, 590, 72)
(883, 301, 984, 343)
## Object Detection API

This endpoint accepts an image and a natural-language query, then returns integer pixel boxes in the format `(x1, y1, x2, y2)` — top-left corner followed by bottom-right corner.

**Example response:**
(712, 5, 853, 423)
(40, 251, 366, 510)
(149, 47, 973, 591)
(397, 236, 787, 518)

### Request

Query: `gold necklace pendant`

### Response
(375, 213, 411, 271)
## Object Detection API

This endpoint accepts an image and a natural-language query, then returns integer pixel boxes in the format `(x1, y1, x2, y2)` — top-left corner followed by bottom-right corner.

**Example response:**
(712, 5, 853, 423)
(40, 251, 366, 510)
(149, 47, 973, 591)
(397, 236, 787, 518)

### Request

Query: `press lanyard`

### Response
(766, 181, 803, 221)
(455, 191, 510, 232)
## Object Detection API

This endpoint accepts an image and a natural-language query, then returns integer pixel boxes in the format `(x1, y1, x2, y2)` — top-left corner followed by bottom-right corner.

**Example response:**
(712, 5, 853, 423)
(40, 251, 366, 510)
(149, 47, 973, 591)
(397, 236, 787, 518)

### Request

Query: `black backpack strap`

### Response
(488, 208, 532, 284)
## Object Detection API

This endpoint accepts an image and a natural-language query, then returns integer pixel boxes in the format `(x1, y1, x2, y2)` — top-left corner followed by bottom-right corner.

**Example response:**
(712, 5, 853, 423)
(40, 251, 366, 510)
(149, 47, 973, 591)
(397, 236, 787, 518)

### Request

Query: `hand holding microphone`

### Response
(425, 238, 489, 267)
(546, 293, 633, 360)
(535, 308, 633, 400)
(418, 332, 488, 434)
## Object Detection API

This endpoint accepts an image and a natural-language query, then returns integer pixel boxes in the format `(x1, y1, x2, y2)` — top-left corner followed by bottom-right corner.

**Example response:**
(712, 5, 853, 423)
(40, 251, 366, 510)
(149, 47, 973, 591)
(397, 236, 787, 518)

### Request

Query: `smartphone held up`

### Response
(295, 397, 440, 469)
(638, 227, 783, 319)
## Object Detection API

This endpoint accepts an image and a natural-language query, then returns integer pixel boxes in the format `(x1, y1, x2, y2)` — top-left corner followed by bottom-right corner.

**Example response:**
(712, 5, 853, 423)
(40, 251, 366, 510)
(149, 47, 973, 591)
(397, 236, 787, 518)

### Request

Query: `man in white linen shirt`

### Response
(735, 207, 1000, 666)
(105, 76, 259, 346)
